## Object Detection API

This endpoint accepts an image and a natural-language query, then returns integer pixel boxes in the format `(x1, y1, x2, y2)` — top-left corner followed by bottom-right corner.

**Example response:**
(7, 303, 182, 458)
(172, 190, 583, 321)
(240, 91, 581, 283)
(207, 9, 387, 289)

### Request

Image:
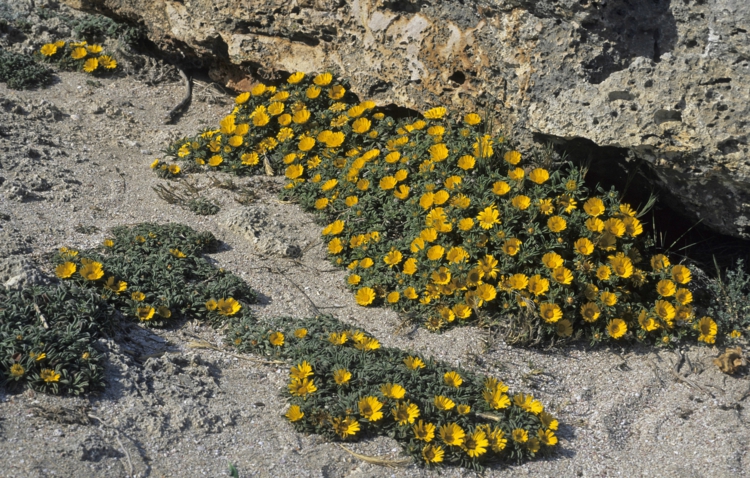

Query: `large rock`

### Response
(65, 0, 750, 238)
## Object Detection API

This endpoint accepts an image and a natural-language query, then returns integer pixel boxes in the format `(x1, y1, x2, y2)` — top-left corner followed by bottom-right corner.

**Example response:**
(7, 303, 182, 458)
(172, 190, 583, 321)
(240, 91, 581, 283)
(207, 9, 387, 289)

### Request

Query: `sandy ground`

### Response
(0, 19, 749, 478)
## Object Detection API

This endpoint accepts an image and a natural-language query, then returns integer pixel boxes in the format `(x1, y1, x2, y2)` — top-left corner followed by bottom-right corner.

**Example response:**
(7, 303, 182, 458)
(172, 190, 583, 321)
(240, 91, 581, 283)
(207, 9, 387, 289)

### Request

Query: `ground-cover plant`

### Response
(37, 40, 118, 75)
(161, 72, 717, 347)
(227, 314, 558, 469)
(51, 223, 255, 328)
(706, 259, 750, 341)
(0, 49, 54, 89)
(0, 284, 111, 395)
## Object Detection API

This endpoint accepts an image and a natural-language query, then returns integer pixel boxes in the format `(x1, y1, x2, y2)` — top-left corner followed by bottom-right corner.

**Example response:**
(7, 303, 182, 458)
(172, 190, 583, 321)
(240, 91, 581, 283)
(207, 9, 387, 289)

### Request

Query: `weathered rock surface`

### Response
(64, 0, 750, 238)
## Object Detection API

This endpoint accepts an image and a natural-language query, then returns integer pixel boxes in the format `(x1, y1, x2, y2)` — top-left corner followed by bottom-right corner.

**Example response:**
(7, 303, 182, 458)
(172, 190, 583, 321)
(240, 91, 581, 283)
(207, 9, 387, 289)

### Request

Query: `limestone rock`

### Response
(65, 0, 750, 238)
(218, 205, 302, 258)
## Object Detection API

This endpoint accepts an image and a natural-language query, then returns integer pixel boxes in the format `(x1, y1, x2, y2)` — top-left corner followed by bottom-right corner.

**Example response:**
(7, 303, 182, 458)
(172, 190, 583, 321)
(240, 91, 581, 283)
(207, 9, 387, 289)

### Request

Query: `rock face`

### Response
(64, 0, 750, 238)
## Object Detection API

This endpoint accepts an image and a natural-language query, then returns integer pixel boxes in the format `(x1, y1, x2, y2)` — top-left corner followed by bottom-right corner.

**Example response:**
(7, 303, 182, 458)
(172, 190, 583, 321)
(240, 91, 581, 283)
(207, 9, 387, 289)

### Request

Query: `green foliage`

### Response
(187, 197, 220, 216)
(53, 223, 255, 328)
(36, 40, 118, 75)
(707, 259, 750, 339)
(36, 7, 146, 46)
(162, 71, 710, 347)
(0, 284, 111, 395)
(0, 50, 54, 89)
(227, 314, 558, 469)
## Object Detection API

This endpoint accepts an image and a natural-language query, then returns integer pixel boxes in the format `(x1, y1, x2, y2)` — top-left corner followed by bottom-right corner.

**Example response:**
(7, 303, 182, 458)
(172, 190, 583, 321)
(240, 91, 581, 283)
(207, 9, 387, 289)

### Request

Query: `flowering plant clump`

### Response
(52, 223, 256, 328)
(150, 158, 182, 179)
(37, 40, 118, 75)
(0, 284, 112, 395)
(227, 314, 557, 469)
(162, 71, 715, 346)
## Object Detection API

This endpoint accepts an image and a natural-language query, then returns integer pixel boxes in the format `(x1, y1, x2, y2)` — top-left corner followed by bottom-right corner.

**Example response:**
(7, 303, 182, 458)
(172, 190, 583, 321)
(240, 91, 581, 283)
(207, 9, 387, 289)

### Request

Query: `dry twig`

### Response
(336, 444, 411, 468)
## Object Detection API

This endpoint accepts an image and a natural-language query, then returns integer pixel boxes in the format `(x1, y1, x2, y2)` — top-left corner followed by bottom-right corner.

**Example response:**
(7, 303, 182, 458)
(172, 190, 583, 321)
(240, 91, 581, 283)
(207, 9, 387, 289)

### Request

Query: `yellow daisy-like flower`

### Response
(208, 155, 223, 167)
(424, 107, 447, 119)
(596, 265, 611, 280)
(542, 252, 564, 269)
(381, 383, 406, 399)
(359, 396, 384, 421)
(464, 113, 481, 125)
(504, 150, 522, 165)
(607, 318, 627, 339)
(235, 92, 250, 104)
(79, 261, 104, 281)
(512, 429, 529, 443)
(313, 72, 333, 86)
(10, 363, 24, 377)
(457, 155, 475, 170)
(528, 168, 550, 184)
(600, 291, 618, 306)
(527, 275, 549, 296)
(651, 254, 670, 271)
(290, 361, 313, 380)
(285, 405, 304, 422)
(574, 237, 594, 255)
(583, 197, 606, 216)
(333, 368, 352, 385)
(413, 420, 436, 442)
(55, 262, 76, 279)
(675, 288, 693, 305)
(289, 377, 317, 397)
(547, 215, 567, 232)
(287, 71, 305, 84)
(656, 279, 676, 297)
(552, 266, 573, 285)
(331, 416, 359, 438)
(86, 44, 103, 54)
(392, 401, 420, 426)
(71, 47, 87, 59)
(508, 167, 525, 181)
(492, 181, 511, 195)
(404, 356, 426, 370)
(539, 303, 563, 323)
(83, 58, 98, 73)
(444, 371, 463, 388)
(604, 218, 626, 237)
(580, 302, 601, 322)
(352, 117, 371, 134)
(383, 249, 403, 267)
(671, 264, 692, 284)
(463, 429, 489, 457)
(434, 395, 455, 411)
(476, 205, 501, 229)
(511, 195, 531, 210)
(217, 298, 241, 316)
(355, 287, 376, 306)
(40, 43, 58, 56)
(422, 444, 444, 463)
(40, 369, 61, 383)
(241, 152, 259, 165)
(556, 319, 573, 337)
(137, 306, 155, 321)
(379, 176, 397, 190)
(439, 422, 465, 446)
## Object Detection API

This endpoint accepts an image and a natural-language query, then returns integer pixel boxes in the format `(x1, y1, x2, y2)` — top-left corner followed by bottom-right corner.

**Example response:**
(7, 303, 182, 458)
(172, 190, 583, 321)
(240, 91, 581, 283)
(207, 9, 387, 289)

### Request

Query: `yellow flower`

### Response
(444, 371, 463, 388)
(104, 276, 127, 294)
(529, 168, 550, 184)
(10, 363, 24, 377)
(313, 72, 332, 86)
(97, 55, 116, 69)
(352, 117, 371, 134)
(290, 361, 313, 380)
(386, 291, 400, 303)
(656, 279, 676, 297)
(251, 83, 267, 96)
(333, 368, 352, 385)
(502, 238, 522, 256)
(599, 291, 617, 307)
(287, 71, 305, 84)
(422, 444, 444, 463)
(252, 111, 270, 126)
(538, 198, 555, 215)
(604, 218, 626, 237)
(651, 254, 670, 271)
(730, 330, 742, 339)
(464, 113, 481, 125)
(542, 252, 563, 269)
(539, 303, 563, 323)
(547, 215, 567, 232)
(504, 150, 522, 165)
(552, 267, 573, 285)
(477, 205, 501, 229)
(527, 275, 549, 296)
(393, 185, 410, 200)
(586, 217, 605, 233)
(412, 420, 436, 443)
(79, 261, 104, 281)
(328, 84, 346, 99)
(83, 58, 98, 73)
(675, 288, 693, 305)
(285, 405, 304, 422)
(512, 195, 531, 210)
(347, 274, 361, 286)
(492, 181, 510, 195)
(55, 262, 76, 279)
(217, 298, 241, 316)
(71, 47, 87, 59)
(40, 369, 61, 383)
(608, 253, 633, 278)
(235, 92, 250, 104)
(289, 377, 317, 397)
(424, 107, 447, 119)
(268, 332, 284, 348)
(168, 164, 181, 174)
(401, 258, 418, 275)
(40, 44, 58, 56)
(457, 155, 475, 170)
(439, 422, 465, 446)
(512, 429, 529, 443)
(208, 155, 223, 167)
(671, 264, 692, 284)
(239, 152, 258, 166)
(381, 382, 406, 399)
(607, 318, 627, 339)
(574, 237, 594, 255)
(359, 396, 384, 421)
(508, 167, 525, 181)
(355, 287, 376, 306)
(456, 404, 471, 415)
(315, 198, 329, 210)
(464, 429, 489, 457)
(556, 319, 573, 337)
(392, 401, 420, 425)
(379, 176, 397, 190)
(426, 245, 445, 261)
(137, 306, 155, 321)
(482, 387, 510, 409)
(473, 135, 494, 158)
(596, 265, 611, 280)
(434, 395, 455, 411)
(384, 249, 403, 267)
(580, 302, 601, 322)
(583, 197, 606, 216)
(404, 356, 426, 370)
